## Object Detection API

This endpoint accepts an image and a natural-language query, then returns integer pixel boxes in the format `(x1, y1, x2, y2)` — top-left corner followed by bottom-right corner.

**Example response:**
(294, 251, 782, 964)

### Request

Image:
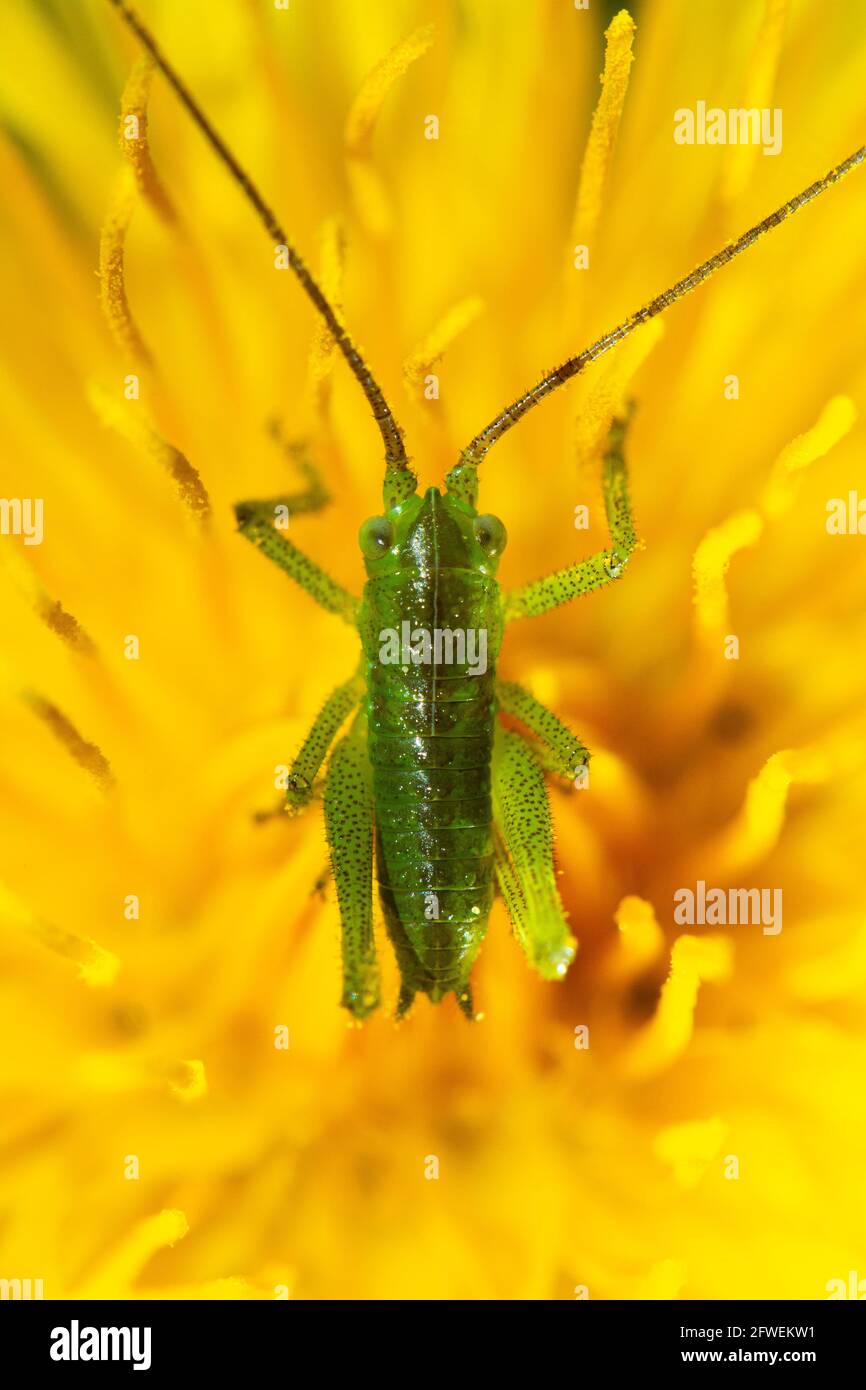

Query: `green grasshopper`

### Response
(108, 1, 864, 1020)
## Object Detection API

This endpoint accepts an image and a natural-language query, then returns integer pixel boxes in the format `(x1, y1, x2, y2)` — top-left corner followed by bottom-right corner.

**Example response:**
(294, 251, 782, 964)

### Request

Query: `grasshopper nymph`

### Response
(107, 0, 865, 1020)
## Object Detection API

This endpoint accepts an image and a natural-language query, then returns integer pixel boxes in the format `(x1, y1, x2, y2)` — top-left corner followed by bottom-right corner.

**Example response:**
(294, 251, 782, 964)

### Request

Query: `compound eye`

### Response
(474, 513, 507, 557)
(359, 515, 394, 558)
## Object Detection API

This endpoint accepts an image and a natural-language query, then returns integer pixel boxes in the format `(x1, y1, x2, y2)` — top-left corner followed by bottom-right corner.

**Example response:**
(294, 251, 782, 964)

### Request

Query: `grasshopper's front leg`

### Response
(504, 406, 637, 621)
(324, 709, 379, 1020)
(492, 725, 576, 981)
(238, 438, 361, 812)
(235, 498, 359, 624)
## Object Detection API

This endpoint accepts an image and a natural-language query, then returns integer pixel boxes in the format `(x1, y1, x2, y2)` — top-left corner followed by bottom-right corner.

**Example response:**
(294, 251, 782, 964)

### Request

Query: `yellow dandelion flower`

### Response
(1, 0, 865, 1303)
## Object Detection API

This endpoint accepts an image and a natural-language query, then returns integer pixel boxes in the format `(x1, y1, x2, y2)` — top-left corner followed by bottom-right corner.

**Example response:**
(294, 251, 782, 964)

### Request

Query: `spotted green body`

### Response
(359, 489, 504, 1015)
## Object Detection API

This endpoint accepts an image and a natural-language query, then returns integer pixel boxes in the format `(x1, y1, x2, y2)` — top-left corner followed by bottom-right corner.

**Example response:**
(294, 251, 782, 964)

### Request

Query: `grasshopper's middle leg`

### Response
(283, 664, 365, 814)
(324, 710, 379, 1020)
(254, 664, 364, 827)
(504, 406, 637, 621)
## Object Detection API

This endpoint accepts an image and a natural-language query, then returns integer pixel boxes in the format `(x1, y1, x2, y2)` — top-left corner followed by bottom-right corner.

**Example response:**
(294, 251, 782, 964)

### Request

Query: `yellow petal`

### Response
(654, 1116, 729, 1188)
(692, 509, 763, 637)
(571, 10, 636, 254)
(620, 935, 733, 1079)
(403, 295, 485, 396)
(760, 395, 857, 520)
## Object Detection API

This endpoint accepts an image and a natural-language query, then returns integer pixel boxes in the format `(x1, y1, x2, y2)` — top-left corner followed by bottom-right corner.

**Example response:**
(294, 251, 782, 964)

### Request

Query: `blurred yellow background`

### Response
(1, 0, 865, 1299)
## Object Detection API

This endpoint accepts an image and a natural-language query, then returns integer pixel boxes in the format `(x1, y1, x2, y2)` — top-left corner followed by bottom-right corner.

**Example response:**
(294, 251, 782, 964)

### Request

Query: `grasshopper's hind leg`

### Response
(324, 710, 379, 1020)
(492, 725, 576, 981)
(504, 406, 637, 621)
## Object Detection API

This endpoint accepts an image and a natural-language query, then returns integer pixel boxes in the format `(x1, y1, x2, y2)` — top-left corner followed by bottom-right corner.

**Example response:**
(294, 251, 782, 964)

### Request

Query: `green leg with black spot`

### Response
(235, 430, 354, 619)
(253, 665, 364, 823)
(497, 679, 589, 784)
(284, 665, 365, 813)
(235, 498, 359, 624)
(492, 725, 576, 980)
(323, 710, 379, 1019)
(504, 405, 637, 621)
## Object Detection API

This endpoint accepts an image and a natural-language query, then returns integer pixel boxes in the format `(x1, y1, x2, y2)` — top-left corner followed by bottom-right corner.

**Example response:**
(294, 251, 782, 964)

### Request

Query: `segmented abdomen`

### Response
(361, 569, 502, 1000)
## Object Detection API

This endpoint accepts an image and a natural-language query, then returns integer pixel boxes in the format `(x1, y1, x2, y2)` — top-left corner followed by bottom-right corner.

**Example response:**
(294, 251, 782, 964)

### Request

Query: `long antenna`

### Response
(451, 145, 865, 483)
(106, 0, 412, 483)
